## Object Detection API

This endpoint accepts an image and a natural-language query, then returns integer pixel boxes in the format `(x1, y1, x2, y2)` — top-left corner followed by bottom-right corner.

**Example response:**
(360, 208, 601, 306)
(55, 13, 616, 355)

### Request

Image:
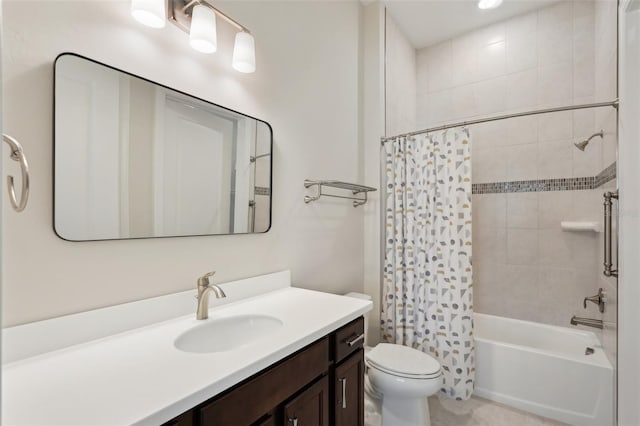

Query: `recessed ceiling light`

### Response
(478, 0, 503, 10)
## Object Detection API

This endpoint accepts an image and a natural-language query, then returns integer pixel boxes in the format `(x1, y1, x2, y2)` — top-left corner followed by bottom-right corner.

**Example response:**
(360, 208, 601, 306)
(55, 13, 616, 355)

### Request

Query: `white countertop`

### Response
(2, 285, 371, 425)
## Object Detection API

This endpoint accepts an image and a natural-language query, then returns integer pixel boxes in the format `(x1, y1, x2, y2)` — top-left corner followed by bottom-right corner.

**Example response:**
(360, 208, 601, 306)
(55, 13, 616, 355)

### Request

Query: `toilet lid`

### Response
(366, 344, 441, 379)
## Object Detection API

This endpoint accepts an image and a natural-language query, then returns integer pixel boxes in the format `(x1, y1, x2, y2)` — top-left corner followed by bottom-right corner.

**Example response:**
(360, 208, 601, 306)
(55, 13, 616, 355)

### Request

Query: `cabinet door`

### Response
(283, 376, 329, 426)
(334, 349, 364, 426)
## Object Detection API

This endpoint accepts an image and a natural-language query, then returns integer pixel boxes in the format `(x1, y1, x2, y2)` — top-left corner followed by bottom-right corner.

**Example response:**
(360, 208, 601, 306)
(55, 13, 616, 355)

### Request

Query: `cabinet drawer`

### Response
(334, 317, 364, 363)
(200, 337, 329, 425)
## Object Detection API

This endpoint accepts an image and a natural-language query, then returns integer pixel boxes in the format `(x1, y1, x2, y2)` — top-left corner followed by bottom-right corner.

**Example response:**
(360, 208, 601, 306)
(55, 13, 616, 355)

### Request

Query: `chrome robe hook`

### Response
(3, 134, 30, 212)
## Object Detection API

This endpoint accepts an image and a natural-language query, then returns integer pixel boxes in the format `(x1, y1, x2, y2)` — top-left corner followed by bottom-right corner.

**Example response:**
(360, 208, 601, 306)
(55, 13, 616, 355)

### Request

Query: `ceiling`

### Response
(382, 0, 559, 49)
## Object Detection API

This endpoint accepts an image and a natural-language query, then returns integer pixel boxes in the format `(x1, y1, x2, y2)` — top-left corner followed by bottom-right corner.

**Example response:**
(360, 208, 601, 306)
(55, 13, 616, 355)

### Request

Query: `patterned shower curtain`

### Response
(381, 129, 475, 400)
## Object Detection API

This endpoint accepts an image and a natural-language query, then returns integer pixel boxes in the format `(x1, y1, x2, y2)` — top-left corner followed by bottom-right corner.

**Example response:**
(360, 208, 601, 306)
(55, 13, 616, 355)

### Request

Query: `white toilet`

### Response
(345, 293, 442, 426)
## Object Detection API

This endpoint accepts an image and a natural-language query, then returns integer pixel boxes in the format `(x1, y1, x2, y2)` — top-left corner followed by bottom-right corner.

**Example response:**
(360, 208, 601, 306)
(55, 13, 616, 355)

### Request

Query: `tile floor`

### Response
(365, 393, 568, 426)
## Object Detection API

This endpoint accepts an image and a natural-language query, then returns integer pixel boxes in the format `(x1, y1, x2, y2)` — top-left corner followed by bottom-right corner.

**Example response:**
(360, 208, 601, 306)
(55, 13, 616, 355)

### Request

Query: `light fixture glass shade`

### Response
(478, 0, 503, 9)
(131, 0, 166, 28)
(190, 5, 218, 54)
(232, 31, 256, 73)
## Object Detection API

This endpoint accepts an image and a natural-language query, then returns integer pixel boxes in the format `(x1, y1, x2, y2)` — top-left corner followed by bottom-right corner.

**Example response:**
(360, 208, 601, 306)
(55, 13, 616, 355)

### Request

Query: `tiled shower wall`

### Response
(415, 1, 617, 327)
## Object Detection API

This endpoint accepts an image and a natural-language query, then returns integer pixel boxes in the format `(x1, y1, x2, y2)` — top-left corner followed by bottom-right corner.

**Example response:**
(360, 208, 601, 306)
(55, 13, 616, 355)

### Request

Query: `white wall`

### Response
(360, 7, 414, 346)
(361, 2, 385, 346)
(0, 0, 5, 375)
(618, 1, 640, 424)
(593, 0, 619, 380)
(2, 0, 365, 326)
(384, 12, 416, 136)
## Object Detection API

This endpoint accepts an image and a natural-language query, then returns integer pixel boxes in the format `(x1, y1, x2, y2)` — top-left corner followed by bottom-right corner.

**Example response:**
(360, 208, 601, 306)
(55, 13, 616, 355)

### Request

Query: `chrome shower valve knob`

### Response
(583, 288, 606, 313)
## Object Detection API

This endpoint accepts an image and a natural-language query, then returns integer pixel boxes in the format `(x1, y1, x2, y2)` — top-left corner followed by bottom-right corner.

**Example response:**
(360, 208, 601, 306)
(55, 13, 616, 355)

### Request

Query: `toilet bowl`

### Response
(344, 293, 442, 426)
(366, 343, 441, 426)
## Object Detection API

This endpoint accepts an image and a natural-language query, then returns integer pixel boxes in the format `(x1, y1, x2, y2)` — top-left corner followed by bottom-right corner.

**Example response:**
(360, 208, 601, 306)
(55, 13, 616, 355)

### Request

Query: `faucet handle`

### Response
(197, 271, 216, 287)
(583, 288, 605, 313)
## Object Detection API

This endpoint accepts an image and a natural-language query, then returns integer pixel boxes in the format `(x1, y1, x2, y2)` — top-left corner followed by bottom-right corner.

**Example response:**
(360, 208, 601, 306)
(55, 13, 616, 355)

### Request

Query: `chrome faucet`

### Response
(196, 271, 226, 320)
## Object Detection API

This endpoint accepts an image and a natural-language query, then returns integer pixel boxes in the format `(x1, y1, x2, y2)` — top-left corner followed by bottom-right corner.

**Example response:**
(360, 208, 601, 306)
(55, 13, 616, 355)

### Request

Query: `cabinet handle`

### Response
(346, 333, 364, 347)
(339, 377, 347, 409)
(288, 416, 298, 426)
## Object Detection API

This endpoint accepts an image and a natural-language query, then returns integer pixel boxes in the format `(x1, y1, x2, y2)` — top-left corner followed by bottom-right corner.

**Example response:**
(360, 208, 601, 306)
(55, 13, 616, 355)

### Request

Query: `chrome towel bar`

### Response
(3, 134, 29, 212)
(304, 179, 376, 207)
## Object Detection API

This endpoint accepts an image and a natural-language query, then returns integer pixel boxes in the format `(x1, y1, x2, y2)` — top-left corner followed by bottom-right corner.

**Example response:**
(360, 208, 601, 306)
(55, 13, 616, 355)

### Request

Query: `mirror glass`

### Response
(54, 53, 272, 241)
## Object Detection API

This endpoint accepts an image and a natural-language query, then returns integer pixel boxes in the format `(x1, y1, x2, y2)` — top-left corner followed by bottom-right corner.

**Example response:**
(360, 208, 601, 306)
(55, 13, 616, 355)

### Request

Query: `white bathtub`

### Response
(474, 313, 614, 426)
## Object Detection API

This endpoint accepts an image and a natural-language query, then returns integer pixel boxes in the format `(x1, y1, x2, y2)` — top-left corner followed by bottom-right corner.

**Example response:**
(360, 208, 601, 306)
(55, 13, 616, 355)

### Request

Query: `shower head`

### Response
(574, 130, 604, 151)
(574, 139, 590, 151)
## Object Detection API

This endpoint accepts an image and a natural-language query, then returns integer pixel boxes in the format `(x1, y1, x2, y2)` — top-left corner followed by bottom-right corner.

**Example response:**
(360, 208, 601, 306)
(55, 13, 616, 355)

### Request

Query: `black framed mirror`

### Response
(54, 53, 272, 241)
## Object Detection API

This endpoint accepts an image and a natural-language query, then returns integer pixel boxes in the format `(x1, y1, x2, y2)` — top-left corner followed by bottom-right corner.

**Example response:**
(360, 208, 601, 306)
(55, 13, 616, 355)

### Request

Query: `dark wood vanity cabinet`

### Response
(333, 349, 365, 426)
(163, 317, 365, 426)
(283, 376, 330, 426)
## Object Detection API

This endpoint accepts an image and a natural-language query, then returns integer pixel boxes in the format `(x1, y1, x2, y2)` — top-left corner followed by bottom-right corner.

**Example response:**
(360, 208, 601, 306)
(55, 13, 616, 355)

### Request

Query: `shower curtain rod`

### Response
(380, 99, 619, 144)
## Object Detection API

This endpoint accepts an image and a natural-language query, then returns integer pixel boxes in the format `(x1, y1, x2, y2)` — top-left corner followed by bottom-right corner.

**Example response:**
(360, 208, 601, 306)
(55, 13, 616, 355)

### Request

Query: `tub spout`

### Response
(570, 315, 603, 329)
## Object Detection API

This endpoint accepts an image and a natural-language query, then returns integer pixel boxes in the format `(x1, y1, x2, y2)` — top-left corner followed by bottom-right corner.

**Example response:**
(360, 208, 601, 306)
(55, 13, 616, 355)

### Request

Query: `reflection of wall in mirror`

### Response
(55, 56, 121, 241)
(254, 123, 271, 232)
(127, 78, 154, 238)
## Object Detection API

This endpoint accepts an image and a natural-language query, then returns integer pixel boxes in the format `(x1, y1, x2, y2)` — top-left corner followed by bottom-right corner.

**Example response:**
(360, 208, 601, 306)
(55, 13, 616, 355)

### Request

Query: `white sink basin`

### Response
(174, 314, 283, 354)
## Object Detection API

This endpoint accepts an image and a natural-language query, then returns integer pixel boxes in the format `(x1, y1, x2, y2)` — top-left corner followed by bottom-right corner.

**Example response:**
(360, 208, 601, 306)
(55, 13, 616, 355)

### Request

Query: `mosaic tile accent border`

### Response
(473, 162, 616, 194)
(254, 186, 271, 196)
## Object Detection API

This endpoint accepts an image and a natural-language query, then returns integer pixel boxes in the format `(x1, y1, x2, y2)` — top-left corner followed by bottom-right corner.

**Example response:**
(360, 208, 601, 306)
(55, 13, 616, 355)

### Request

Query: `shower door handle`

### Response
(603, 190, 618, 277)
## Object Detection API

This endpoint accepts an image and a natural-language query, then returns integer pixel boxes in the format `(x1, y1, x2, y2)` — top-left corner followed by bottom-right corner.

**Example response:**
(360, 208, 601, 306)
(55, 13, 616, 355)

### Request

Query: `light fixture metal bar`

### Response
(205, 3, 247, 32)
(168, 0, 249, 34)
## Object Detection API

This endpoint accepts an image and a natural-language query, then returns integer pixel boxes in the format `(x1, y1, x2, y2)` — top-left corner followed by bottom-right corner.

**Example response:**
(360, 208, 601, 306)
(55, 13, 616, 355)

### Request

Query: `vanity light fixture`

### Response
(232, 31, 256, 73)
(131, 0, 166, 28)
(131, 0, 256, 73)
(189, 4, 218, 53)
(478, 0, 503, 9)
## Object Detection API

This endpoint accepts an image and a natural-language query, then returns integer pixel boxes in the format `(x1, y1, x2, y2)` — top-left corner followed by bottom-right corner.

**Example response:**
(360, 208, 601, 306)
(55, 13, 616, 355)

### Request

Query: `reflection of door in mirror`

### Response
(156, 96, 234, 236)
(252, 123, 272, 232)
(54, 54, 272, 241)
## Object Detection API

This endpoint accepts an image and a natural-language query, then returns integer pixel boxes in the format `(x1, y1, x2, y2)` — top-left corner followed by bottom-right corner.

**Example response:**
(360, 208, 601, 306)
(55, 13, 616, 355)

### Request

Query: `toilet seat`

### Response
(366, 343, 441, 379)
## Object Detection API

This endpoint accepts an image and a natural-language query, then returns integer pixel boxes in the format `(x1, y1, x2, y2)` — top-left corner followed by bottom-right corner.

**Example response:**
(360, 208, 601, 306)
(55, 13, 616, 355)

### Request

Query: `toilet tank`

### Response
(344, 292, 373, 347)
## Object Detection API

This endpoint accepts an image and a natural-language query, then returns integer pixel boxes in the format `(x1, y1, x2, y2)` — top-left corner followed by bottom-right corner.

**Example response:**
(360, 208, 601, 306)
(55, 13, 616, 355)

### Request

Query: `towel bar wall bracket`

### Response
(3, 134, 29, 212)
(303, 180, 376, 207)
